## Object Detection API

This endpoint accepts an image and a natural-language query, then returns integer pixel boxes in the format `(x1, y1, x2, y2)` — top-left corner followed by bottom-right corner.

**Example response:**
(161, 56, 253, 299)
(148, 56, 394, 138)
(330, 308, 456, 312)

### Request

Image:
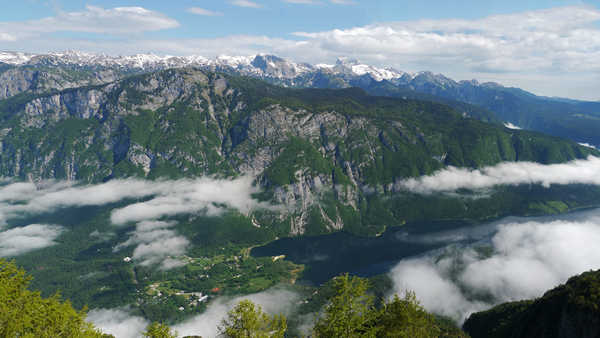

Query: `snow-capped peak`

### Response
(215, 55, 254, 68)
(0, 51, 35, 65)
(330, 56, 405, 81)
(0, 50, 409, 82)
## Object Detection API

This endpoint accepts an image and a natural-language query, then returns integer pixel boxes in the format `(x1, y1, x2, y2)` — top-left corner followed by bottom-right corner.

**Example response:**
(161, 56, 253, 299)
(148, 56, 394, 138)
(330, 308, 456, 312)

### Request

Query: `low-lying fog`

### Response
(390, 208, 600, 323)
(0, 176, 272, 267)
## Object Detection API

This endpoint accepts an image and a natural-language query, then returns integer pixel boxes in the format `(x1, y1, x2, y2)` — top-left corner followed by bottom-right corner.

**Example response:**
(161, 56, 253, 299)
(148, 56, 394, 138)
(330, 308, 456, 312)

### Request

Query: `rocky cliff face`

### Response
(464, 269, 600, 338)
(0, 65, 123, 100)
(0, 68, 596, 235)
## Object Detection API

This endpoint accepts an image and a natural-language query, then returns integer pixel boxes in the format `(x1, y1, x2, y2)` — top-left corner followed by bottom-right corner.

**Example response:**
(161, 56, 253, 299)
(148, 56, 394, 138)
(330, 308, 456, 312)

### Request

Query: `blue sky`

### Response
(1, 0, 600, 99)
(4, 0, 594, 39)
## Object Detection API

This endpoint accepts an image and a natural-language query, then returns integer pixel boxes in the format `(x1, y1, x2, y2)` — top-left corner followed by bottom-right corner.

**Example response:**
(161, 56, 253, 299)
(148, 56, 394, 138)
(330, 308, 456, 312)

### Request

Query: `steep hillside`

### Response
(464, 269, 600, 338)
(0, 68, 597, 236)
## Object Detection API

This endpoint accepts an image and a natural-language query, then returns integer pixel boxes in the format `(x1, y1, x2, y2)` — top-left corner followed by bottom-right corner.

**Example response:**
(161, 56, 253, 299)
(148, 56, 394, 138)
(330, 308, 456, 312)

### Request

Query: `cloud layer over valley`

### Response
(398, 155, 600, 194)
(0, 224, 63, 256)
(390, 209, 600, 323)
(0, 176, 270, 264)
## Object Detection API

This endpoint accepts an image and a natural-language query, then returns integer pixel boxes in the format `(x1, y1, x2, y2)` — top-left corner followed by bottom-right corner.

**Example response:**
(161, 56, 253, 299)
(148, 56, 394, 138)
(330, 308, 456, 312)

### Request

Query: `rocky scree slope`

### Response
(0, 68, 597, 236)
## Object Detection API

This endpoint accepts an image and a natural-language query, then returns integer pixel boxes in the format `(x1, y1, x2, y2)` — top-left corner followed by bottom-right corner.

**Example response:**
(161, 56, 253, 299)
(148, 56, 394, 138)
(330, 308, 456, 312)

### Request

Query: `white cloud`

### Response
(0, 224, 63, 257)
(174, 289, 300, 337)
(187, 7, 223, 16)
(231, 0, 262, 8)
(132, 236, 189, 268)
(390, 209, 600, 323)
(109, 176, 269, 225)
(87, 289, 299, 338)
(87, 308, 149, 338)
(113, 220, 189, 269)
(330, 0, 356, 4)
(0, 176, 268, 226)
(398, 155, 600, 194)
(0, 5, 179, 39)
(0, 177, 273, 261)
(293, 6, 600, 73)
(391, 257, 489, 322)
(0, 32, 16, 41)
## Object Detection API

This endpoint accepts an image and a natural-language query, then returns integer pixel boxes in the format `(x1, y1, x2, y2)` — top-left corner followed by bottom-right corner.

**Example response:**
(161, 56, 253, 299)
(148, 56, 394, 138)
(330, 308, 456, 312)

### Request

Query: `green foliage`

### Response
(313, 274, 379, 337)
(143, 322, 178, 338)
(377, 292, 441, 338)
(311, 274, 464, 338)
(264, 137, 332, 186)
(0, 259, 108, 338)
(219, 299, 287, 338)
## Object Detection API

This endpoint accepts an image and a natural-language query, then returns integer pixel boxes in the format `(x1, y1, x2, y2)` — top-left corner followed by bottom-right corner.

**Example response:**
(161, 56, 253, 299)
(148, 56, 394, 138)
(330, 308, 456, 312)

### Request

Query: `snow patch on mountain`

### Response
(0, 51, 34, 65)
(0, 50, 499, 90)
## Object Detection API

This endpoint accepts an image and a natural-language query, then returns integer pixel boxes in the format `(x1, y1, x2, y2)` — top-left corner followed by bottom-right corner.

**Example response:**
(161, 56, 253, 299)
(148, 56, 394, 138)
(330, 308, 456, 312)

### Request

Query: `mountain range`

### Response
(2, 50, 599, 148)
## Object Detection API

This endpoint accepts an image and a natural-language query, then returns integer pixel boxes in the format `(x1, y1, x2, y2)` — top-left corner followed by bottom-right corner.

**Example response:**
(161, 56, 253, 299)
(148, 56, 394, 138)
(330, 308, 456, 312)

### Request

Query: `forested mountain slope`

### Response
(0, 68, 597, 236)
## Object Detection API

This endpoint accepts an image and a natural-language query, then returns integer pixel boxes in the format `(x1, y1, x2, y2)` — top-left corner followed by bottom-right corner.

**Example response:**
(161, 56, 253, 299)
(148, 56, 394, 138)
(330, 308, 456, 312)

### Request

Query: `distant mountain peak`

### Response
(0, 50, 414, 83)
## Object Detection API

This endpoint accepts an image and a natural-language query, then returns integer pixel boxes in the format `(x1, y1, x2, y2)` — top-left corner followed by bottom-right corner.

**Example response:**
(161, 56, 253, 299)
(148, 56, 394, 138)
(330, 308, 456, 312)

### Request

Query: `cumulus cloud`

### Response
(294, 6, 600, 73)
(0, 5, 179, 39)
(0, 224, 63, 257)
(398, 155, 600, 194)
(390, 209, 600, 323)
(88, 289, 299, 338)
(292, 5, 600, 99)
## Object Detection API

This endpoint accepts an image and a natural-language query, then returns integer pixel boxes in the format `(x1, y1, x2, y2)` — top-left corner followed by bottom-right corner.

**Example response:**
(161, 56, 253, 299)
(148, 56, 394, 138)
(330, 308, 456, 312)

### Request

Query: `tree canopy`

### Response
(1, 259, 466, 338)
(313, 274, 379, 337)
(143, 322, 178, 338)
(0, 259, 109, 338)
(218, 299, 287, 338)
